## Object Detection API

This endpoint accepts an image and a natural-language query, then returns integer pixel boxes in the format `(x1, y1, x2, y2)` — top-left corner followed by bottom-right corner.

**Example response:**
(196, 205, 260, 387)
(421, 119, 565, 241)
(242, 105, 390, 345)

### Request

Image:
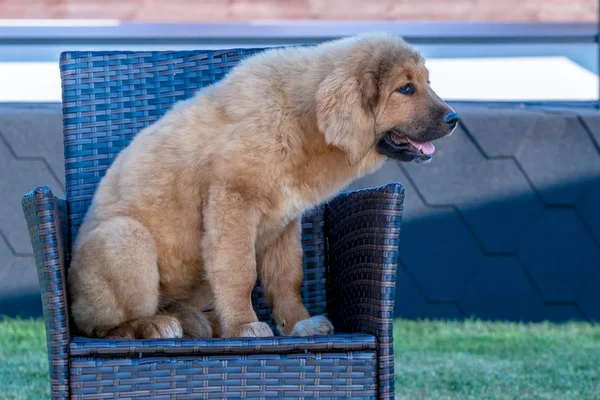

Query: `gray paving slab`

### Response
(0, 158, 65, 254)
(399, 206, 487, 303)
(0, 255, 41, 317)
(518, 208, 600, 303)
(457, 106, 542, 157)
(578, 113, 600, 150)
(0, 136, 11, 174)
(0, 105, 65, 189)
(459, 159, 544, 253)
(578, 272, 600, 321)
(401, 127, 487, 206)
(576, 178, 600, 244)
(0, 234, 11, 266)
(394, 266, 465, 320)
(0, 256, 39, 296)
(516, 115, 600, 205)
(538, 305, 584, 322)
(553, 107, 600, 151)
(458, 257, 544, 321)
(347, 159, 429, 218)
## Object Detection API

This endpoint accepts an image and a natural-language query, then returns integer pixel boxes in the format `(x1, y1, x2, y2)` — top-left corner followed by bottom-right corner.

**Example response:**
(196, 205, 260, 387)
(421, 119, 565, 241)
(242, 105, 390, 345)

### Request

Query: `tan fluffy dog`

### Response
(68, 32, 458, 339)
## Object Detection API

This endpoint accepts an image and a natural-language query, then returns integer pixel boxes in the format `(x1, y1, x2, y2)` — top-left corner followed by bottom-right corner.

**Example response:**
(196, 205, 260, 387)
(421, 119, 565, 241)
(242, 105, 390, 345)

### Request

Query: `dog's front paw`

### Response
(225, 321, 274, 338)
(289, 315, 334, 336)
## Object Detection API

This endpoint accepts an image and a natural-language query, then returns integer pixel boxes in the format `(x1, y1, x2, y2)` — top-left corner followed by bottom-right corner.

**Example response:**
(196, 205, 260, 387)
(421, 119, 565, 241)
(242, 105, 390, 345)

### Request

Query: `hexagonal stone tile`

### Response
(0, 135, 11, 172)
(458, 106, 541, 157)
(577, 109, 600, 150)
(0, 237, 12, 298)
(537, 305, 584, 322)
(0, 256, 38, 294)
(0, 105, 65, 187)
(459, 257, 543, 321)
(394, 266, 463, 320)
(0, 235, 11, 267)
(459, 159, 544, 253)
(519, 209, 600, 303)
(0, 158, 65, 254)
(402, 126, 486, 206)
(399, 123, 543, 253)
(578, 272, 600, 321)
(347, 160, 429, 219)
(0, 255, 42, 317)
(576, 177, 600, 244)
(400, 206, 486, 302)
(516, 115, 600, 205)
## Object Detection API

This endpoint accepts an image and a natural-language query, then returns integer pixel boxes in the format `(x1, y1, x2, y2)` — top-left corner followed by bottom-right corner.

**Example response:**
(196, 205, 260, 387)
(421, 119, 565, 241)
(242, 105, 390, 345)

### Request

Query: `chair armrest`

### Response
(325, 182, 405, 399)
(22, 186, 70, 399)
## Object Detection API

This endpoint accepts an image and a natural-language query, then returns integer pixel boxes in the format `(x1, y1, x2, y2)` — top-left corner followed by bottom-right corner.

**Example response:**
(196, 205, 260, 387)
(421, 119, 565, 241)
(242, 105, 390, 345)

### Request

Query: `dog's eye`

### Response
(397, 83, 414, 96)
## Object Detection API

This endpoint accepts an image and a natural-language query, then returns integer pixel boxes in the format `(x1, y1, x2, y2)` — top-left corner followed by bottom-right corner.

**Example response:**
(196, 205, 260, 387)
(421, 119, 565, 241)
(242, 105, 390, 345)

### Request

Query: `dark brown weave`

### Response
(69, 352, 377, 399)
(70, 334, 376, 357)
(326, 185, 405, 399)
(22, 187, 70, 399)
(22, 49, 405, 399)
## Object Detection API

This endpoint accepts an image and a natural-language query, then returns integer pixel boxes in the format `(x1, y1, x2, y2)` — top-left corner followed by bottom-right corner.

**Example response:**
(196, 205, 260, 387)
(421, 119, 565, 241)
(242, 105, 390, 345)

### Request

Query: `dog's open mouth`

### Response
(376, 130, 436, 163)
(389, 131, 435, 155)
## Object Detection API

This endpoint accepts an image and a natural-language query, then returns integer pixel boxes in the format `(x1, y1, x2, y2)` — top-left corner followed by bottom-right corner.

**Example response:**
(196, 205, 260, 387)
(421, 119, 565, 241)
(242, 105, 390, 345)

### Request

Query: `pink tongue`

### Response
(406, 138, 435, 155)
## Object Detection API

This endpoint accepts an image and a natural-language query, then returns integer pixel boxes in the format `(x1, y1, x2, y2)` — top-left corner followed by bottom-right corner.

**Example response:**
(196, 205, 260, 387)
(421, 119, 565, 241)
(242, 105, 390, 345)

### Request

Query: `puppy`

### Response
(67, 32, 458, 339)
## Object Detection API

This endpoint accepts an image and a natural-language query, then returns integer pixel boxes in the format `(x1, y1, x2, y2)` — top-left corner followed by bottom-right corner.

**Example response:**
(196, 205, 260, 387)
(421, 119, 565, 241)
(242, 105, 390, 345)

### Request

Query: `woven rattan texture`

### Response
(326, 183, 405, 399)
(22, 187, 70, 399)
(69, 333, 376, 357)
(69, 352, 377, 399)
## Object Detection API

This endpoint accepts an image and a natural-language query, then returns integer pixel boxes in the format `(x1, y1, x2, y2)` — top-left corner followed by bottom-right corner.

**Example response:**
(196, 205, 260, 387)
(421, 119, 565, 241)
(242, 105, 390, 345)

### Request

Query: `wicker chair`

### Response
(22, 49, 405, 400)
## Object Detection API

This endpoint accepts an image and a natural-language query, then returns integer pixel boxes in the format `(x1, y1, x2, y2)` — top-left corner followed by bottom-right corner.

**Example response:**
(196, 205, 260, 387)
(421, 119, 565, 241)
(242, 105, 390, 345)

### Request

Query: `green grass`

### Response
(0, 318, 49, 399)
(1, 318, 599, 399)
(394, 319, 600, 400)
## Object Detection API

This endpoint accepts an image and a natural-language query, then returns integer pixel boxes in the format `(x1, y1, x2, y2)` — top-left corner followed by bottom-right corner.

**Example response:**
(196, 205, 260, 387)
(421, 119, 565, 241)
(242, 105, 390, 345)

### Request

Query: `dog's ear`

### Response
(316, 70, 378, 165)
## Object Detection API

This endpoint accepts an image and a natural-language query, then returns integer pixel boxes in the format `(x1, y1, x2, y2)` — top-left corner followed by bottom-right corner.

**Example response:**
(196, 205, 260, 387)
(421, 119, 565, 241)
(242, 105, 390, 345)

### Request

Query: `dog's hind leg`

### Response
(164, 301, 213, 338)
(68, 216, 182, 339)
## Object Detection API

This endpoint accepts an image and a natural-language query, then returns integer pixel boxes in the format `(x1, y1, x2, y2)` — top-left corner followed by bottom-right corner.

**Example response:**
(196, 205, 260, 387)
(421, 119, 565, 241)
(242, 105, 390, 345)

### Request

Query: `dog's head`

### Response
(316, 33, 458, 165)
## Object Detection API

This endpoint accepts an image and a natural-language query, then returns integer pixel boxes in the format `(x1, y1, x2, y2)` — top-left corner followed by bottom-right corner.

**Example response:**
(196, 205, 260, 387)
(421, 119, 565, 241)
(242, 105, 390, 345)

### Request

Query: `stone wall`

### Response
(1, 102, 598, 321)
(0, 0, 597, 23)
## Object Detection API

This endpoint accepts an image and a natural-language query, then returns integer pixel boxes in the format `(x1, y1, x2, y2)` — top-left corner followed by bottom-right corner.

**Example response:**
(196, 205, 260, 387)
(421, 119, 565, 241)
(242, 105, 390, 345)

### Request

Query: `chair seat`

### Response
(69, 333, 377, 357)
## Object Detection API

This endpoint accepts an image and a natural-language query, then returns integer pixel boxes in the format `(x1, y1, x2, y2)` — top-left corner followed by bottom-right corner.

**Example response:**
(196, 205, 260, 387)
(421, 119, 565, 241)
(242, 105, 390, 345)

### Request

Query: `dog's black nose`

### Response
(443, 112, 459, 129)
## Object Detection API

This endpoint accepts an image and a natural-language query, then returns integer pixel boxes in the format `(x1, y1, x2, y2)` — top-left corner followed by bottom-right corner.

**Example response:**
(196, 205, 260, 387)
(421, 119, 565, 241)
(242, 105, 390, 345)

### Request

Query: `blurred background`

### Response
(1, 2, 600, 399)
(0, 0, 599, 323)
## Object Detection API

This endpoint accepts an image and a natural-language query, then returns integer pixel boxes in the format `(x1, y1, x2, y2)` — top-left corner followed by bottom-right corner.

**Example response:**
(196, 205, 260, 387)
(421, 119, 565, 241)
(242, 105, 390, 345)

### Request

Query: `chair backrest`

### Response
(59, 49, 327, 327)
(61, 49, 263, 239)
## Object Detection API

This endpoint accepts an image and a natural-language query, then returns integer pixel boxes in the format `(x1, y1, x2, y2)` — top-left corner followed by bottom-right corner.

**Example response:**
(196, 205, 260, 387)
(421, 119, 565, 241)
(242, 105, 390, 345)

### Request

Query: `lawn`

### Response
(1, 318, 599, 399)
(394, 320, 600, 400)
(0, 318, 49, 399)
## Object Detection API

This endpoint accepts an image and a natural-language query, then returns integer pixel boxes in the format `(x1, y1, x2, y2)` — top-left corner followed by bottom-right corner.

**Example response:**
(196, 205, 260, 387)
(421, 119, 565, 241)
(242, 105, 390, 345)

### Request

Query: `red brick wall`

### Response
(0, 0, 597, 23)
